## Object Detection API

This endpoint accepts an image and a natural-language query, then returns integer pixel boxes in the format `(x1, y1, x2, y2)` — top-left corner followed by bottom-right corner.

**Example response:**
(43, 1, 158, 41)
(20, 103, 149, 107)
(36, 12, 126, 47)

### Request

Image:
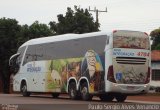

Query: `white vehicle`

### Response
(9, 30, 151, 102)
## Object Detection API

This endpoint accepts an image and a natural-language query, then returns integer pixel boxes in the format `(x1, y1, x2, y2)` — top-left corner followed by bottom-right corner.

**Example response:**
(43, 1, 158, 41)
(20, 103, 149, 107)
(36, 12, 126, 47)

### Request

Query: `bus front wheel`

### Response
(99, 94, 114, 102)
(20, 81, 30, 97)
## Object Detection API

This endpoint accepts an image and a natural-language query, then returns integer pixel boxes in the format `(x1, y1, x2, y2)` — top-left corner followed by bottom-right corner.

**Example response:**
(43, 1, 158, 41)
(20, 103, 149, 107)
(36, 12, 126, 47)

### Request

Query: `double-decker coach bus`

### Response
(9, 30, 151, 102)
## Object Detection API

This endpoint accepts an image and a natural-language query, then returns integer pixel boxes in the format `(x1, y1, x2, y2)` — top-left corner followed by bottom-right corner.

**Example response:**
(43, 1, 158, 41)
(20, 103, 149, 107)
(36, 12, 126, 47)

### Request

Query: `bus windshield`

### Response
(113, 36, 150, 50)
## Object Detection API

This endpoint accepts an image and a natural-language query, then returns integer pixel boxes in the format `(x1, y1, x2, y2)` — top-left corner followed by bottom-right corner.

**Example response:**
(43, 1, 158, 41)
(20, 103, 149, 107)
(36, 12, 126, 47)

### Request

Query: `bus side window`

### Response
(106, 36, 109, 45)
(23, 45, 36, 65)
(35, 45, 45, 61)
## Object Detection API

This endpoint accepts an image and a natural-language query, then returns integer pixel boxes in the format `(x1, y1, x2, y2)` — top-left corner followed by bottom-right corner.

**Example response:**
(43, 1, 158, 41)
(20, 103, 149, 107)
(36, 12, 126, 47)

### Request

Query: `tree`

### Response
(150, 27, 160, 50)
(0, 17, 21, 93)
(16, 21, 55, 46)
(155, 44, 160, 50)
(49, 6, 100, 34)
(29, 21, 55, 39)
(16, 24, 30, 46)
(0, 18, 55, 93)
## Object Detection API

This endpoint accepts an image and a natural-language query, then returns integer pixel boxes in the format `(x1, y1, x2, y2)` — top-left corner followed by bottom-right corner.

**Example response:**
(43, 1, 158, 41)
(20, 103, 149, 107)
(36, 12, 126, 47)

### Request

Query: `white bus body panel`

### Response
(13, 61, 47, 92)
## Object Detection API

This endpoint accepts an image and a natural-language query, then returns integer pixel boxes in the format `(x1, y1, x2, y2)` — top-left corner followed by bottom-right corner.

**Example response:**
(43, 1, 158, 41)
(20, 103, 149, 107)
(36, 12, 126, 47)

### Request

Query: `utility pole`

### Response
(89, 7, 107, 23)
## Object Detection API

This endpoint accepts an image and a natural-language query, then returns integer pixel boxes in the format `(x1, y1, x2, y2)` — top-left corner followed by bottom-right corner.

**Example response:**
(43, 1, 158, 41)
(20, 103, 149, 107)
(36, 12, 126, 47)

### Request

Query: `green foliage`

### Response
(0, 17, 21, 92)
(49, 6, 100, 34)
(155, 44, 160, 50)
(29, 21, 54, 39)
(150, 27, 160, 50)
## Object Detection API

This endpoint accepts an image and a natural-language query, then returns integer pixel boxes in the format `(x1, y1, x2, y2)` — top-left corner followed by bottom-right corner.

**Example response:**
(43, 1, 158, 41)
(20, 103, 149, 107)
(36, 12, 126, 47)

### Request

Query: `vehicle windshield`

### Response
(113, 36, 150, 50)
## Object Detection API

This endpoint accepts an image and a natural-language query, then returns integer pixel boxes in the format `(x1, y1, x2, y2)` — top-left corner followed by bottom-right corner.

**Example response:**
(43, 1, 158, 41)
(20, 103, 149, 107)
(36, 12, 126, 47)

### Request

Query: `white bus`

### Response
(9, 30, 151, 102)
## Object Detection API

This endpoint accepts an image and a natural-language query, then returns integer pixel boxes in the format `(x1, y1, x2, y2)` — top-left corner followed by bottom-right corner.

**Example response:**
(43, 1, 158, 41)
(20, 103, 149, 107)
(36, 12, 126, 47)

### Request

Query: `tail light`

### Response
(107, 65, 116, 83)
(145, 67, 151, 84)
(113, 30, 117, 33)
(144, 32, 148, 36)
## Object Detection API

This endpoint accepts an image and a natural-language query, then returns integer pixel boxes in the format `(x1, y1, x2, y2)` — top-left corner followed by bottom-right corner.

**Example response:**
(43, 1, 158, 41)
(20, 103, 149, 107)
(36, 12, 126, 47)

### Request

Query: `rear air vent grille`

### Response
(116, 57, 146, 65)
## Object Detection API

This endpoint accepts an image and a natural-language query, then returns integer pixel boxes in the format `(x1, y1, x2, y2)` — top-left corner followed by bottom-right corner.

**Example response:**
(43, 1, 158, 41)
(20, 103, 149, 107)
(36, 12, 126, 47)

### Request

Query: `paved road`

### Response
(0, 94, 160, 110)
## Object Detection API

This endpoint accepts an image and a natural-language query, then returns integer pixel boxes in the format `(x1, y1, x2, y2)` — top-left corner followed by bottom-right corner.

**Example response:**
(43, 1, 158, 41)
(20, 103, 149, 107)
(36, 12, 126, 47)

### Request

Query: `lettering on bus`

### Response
(113, 49, 134, 57)
(27, 64, 41, 73)
(137, 52, 149, 57)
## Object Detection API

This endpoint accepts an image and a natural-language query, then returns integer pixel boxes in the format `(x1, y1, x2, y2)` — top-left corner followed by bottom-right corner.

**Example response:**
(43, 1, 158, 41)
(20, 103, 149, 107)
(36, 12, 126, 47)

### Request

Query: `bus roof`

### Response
(19, 30, 148, 48)
(20, 31, 107, 48)
(113, 30, 148, 37)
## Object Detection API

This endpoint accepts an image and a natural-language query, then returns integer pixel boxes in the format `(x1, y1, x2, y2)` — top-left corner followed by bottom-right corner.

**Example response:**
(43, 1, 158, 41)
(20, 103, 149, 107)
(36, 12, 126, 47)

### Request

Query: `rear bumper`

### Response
(105, 82, 150, 95)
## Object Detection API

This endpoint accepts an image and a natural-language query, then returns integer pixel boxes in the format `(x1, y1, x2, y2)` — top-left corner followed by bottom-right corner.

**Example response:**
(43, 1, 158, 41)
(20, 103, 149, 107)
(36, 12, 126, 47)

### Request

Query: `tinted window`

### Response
(44, 35, 107, 59)
(35, 45, 45, 61)
(113, 36, 150, 50)
(23, 35, 107, 65)
(23, 45, 36, 65)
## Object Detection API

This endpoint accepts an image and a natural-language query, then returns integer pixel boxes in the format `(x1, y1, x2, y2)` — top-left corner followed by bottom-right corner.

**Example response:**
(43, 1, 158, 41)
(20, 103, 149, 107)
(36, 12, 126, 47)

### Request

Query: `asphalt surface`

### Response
(0, 94, 160, 110)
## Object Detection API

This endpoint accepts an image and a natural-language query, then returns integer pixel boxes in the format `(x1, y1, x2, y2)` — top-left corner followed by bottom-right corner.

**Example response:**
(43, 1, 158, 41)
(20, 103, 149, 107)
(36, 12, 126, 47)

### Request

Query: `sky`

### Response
(0, 0, 160, 34)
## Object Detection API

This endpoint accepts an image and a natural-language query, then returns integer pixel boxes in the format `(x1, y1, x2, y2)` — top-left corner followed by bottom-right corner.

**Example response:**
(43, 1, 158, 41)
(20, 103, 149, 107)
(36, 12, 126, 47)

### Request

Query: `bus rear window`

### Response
(113, 36, 150, 50)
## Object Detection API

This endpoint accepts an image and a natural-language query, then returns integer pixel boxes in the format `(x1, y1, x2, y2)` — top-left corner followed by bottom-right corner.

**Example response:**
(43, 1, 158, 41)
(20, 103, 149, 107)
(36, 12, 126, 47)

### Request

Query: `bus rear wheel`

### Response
(99, 94, 114, 102)
(21, 81, 30, 97)
(80, 82, 92, 101)
(52, 93, 59, 98)
(115, 95, 127, 102)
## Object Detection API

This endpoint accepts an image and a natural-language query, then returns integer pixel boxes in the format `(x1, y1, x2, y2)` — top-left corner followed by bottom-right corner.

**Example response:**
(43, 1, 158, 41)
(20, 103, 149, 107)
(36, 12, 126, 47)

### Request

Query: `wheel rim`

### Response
(70, 89, 75, 97)
(22, 85, 27, 93)
(81, 86, 88, 96)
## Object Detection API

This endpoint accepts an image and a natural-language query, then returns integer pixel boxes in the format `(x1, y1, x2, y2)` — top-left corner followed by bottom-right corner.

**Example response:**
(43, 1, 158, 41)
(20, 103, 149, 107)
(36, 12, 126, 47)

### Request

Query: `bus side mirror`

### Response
(9, 53, 20, 74)
(9, 53, 20, 67)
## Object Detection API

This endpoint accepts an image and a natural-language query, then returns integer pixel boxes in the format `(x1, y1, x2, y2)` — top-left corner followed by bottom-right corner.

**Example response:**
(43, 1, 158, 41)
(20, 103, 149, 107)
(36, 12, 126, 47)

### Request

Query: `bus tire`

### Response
(68, 82, 78, 100)
(115, 95, 127, 102)
(80, 82, 92, 101)
(99, 94, 114, 102)
(20, 81, 30, 97)
(52, 93, 59, 98)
